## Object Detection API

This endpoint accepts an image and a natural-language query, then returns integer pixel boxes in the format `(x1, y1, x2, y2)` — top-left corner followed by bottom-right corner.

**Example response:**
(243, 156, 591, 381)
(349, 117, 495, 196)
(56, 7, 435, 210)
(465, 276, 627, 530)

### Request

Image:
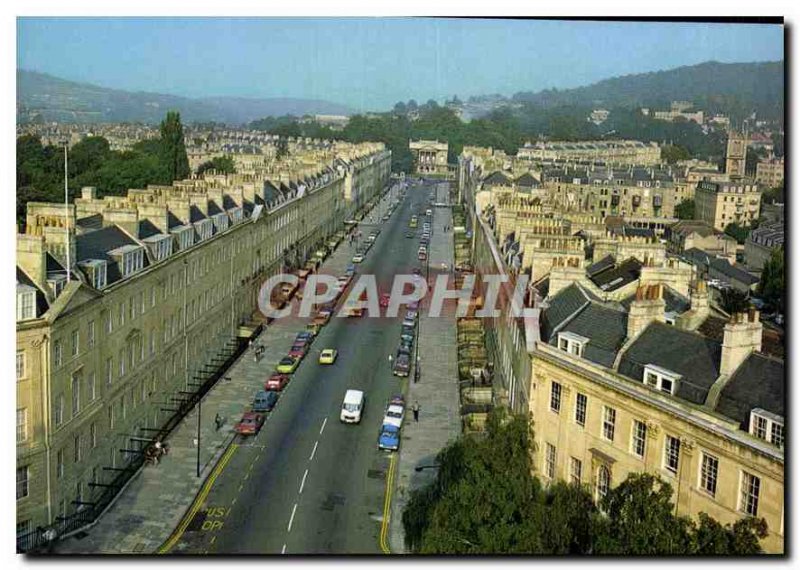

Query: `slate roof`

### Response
(138, 219, 162, 240)
(587, 255, 615, 277)
(482, 171, 512, 186)
(222, 194, 238, 210)
(617, 322, 722, 406)
(75, 225, 144, 285)
(669, 220, 717, 239)
(715, 353, 785, 429)
(207, 201, 223, 216)
(710, 258, 760, 286)
(45, 252, 66, 275)
(167, 211, 184, 229)
(681, 247, 713, 268)
(189, 205, 206, 224)
(550, 303, 628, 367)
(75, 213, 103, 233)
(515, 172, 541, 188)
(541, 284, 589, 340)
(589, 257, 642, 292)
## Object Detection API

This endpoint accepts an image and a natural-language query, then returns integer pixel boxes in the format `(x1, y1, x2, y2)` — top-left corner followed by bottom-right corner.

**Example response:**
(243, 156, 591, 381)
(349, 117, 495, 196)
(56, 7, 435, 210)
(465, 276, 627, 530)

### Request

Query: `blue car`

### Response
(378, 423, 400, 451)
(345, 264, 357, 277)
(252, 390, 279, 412)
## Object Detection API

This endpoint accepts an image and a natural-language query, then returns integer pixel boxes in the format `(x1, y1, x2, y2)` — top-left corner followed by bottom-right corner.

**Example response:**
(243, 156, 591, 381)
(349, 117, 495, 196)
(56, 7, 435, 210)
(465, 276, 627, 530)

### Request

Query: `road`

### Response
(171, 181, 434, 554)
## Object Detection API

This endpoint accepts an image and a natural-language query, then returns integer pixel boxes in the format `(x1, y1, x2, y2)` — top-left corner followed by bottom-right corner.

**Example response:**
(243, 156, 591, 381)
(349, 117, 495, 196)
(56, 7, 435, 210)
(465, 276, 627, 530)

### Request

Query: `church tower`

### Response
(725, 130, 748, 178)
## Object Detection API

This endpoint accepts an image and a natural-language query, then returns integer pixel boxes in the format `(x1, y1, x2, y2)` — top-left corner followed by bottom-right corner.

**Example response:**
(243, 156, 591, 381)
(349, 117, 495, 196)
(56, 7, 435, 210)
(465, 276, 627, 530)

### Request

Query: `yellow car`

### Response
(276, 356, 300, 374)
(319, 349, 338, 365)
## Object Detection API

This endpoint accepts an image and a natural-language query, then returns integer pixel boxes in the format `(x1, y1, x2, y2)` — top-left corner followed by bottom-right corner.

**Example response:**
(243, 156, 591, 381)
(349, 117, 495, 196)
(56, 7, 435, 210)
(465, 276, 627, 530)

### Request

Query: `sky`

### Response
(17, 18, 784, 112)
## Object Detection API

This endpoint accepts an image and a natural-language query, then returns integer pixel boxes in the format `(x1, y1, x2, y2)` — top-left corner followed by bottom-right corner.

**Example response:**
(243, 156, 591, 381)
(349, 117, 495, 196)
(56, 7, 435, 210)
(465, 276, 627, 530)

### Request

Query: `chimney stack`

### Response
(689, 279, 710, 318)
(720, 310, 762, 377)
(627, 283, 665, 339)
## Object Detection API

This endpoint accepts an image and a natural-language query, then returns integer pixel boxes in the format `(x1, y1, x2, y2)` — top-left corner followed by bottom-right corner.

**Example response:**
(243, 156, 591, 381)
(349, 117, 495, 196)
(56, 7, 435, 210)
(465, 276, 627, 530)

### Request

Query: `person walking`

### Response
(412, 401, 420, 422)
(388, 353, 394, 365)
(215, 413, 223, 431)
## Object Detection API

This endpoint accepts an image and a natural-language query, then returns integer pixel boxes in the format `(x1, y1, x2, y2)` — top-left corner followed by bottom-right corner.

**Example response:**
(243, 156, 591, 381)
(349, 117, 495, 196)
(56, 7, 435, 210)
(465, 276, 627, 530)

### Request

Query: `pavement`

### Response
(388, 181, 461, 554)
(53, 185, 403, 555)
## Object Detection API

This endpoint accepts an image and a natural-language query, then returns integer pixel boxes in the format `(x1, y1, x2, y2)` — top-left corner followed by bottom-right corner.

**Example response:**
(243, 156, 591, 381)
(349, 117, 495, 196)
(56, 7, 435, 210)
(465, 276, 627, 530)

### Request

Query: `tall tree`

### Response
(159, 111, 190, 182)
(675, 198, 695, 220)
(758, 246, 785, 312)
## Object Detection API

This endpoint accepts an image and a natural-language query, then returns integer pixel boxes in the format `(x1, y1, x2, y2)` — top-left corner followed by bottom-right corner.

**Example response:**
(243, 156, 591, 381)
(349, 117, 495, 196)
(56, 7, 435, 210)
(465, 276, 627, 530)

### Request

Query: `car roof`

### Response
(387, 405, 404, 414)
(344, 389, 364, 403)
(381, 423, 400, 432)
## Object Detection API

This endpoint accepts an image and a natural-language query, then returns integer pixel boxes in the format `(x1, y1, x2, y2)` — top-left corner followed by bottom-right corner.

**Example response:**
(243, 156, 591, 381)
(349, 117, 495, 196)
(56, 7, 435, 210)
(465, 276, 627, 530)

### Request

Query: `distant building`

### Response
(755, 158, 784, 189)
(745, 222, 784, 272)
(725, 130, 748, 178)
(517, 140, 661, 166)
(653, 101, 704, 124)
(666, 220, 737, 261)
(588, 109, 610, 125)
(695, 179, 761, 231)
(409, 140, 450, 176)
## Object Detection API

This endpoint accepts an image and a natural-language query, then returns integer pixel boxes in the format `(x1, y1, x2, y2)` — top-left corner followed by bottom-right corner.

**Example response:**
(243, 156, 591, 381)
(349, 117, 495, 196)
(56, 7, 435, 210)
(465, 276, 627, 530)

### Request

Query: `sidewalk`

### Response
(388, 182, 461, 554)
(54, 188, 396, 554)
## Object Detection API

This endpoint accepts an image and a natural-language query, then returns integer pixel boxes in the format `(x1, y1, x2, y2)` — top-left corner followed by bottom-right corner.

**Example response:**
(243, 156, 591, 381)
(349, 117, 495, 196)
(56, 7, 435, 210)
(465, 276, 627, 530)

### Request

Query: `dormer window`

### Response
(171, 226, 194, 251)
(749, 409, 784, 449)
(48, 275, 66, 298)
(16, 285, 36, 321)
(79, 259, 107, 289)
(212, 212, 229, 233)
(557, 332, 588, 357)
(643, 364, 680, 395)
(143, 235, 173, 262)
(121, 247, 145, 277)
(194, 219, 213, 242)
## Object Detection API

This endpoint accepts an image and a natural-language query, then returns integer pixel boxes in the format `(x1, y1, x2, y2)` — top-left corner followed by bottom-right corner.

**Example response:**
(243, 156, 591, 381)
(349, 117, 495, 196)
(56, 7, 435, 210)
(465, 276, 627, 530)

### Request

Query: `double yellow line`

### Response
(379, 453, 397, 554)
(157, 443, 239, 554)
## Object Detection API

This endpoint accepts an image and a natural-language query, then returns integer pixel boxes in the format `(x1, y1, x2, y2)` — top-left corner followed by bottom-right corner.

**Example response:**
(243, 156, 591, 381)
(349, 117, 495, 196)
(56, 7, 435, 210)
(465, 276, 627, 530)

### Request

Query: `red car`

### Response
(265, 373, 290, 391)
(234, 412, 265, 435)
(380, 293, 391, 308)
(288, 341, 308, 359)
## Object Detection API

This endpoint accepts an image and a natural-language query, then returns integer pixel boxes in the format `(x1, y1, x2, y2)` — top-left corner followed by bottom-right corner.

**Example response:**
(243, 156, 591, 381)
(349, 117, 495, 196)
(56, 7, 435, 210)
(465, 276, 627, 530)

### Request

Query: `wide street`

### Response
(169, 180, 440, 554)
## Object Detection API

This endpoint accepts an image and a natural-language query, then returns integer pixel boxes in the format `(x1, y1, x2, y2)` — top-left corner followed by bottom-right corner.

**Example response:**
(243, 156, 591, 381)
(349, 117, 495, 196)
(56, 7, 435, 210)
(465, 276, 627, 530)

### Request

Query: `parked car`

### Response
(234, 412, 265, 436)
(319, 348, 338, 364)
(275, 356, 300, 374)
(383, 403, 405, 428)
(345, 264, 357, 277)
(405, 231, 415, 239)
(397, 343, 412, 357)
(378, 423, 400, 451)
(352, 253, 365, 263)
(393, 353, 411, 377)
(380, 293, 391, 308)
(400, 325, 415, 343)
(265, 373, 290, 391)
(295, 331, 314, 344)
(288, 341, 309, 359)
(417, 250, 427, 261)
(402, 316, 416, 329)
(252, 390, 279, 412)
(399, 337, 414, 354)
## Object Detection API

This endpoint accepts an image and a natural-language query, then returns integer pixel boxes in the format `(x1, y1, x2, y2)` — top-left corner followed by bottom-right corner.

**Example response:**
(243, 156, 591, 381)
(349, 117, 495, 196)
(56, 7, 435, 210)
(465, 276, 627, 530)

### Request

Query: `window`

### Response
(739, 471, 761, 516)
(16, 351, 25, 380)
(54, 340, 63, 367)
(749, 410, 784, 449)
(699, 452, 719, 497)
(602, 406, 616, 441)
(88, 372, 96, 402)
(631, 420, 647, 458)
(105, 357, 113, 386)
(119, 349, 126, 377)
(74, 434, 82, 463)
(16, 520, 31, 537)
(56, 449, 64, 479)
(108, 405, 115, 430)
(119, 302, 125, 326)
(150, 331, 156, 355)
(71, 329, 79, 357)
(130, 296, 136, 321)
(140, 291, 145, 315)
(105, 311, 113, 334)
(545, 443, 557, 478)
(17, 408, 28, 443)
(550, 382, 562, 413)
(88, 320, 95, 347)
(54, 394, 64, 426)
(17, 288, 36, 321)
(557, 331, 587, 357)
(90, 422, 97, 448)
(570, 457, 582, 485)
(643, 365, 680, 395)
(71, 374, 81, 417)
(575, 393, 587, 426)
(151, 287, 156, 308)
(596, 465, 611, 501)
(16, 466, 29, 500)
(664, 435, 681, 474)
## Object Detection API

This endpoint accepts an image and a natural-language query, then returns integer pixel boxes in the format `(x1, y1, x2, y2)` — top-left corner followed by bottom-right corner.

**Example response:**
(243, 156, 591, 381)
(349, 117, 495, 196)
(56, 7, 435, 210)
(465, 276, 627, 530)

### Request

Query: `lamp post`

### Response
(196, 397, 201, 478)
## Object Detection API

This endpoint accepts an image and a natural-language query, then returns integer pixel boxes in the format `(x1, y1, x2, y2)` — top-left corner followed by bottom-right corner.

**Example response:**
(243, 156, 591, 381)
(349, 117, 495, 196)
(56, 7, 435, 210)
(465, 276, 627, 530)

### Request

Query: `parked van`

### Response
(340, 389, 366, 424)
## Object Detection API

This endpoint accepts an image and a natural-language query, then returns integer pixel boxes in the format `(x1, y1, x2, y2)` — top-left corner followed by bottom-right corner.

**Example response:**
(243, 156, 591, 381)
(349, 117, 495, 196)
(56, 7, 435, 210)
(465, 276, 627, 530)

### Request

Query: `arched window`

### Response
(596, 465, 611, 502)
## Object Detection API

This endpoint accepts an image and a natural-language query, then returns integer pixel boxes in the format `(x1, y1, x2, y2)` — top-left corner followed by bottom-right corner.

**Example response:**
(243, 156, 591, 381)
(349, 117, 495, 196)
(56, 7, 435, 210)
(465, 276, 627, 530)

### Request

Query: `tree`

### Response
(393, 101, 407, 115)
(275, 138, 289, 160)
(592, 474, 694, 555)
(692, 513, 767, 554)
(758, 246, 784, 312)
(724, 222, 751, 245)
(720, 287, 750, 314)
(661, 144, 691, 164)
(159, 111, 190, 182)
(196, 155, 236, 176)
(675, 198, 695, 220)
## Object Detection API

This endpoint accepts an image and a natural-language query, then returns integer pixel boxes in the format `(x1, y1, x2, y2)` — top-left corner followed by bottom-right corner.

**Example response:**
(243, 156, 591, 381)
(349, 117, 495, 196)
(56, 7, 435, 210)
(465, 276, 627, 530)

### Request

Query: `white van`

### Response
(340, 389, 365, 424)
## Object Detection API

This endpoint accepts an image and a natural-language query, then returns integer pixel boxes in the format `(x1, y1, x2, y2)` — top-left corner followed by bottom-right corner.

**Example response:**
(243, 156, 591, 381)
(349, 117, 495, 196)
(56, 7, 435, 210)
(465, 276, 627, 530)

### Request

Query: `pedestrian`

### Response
(43, 527, 57, 554)
(412, 401, 420, 422)
(388, 353, 394, 364)
(215, 413, 223, 431)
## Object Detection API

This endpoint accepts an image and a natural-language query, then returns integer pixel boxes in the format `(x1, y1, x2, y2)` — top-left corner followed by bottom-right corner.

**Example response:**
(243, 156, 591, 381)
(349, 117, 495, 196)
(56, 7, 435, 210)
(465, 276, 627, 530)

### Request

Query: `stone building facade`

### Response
(16, 141, 391, 543)
(695, 179, 762, 231)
